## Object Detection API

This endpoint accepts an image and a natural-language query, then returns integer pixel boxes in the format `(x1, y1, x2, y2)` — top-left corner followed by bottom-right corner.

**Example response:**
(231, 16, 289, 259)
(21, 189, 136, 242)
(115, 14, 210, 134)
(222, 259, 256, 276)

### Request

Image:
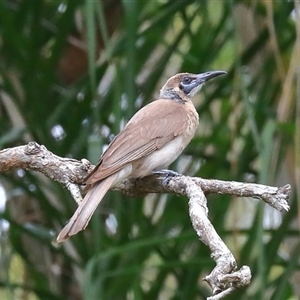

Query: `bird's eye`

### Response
(182, 77, 192, 85)
(179, 76, 197, 93)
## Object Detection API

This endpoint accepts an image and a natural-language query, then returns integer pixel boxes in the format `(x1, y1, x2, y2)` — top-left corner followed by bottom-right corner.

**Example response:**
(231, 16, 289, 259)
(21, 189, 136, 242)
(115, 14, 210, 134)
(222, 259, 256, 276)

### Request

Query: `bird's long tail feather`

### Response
(57, 174, 117, 242)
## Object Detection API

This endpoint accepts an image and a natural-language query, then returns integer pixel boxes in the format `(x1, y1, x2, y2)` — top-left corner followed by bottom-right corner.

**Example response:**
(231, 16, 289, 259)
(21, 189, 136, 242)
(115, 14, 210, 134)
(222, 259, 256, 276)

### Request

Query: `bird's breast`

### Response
(132, 103, 199, 178)
(185, 102, 199, 137)
(131, 136, 186, 177)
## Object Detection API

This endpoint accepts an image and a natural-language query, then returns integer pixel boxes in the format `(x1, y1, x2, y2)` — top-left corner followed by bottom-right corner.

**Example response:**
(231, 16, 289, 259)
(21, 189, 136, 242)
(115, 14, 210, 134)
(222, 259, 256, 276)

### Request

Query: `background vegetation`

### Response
(0, 0, 299, 299)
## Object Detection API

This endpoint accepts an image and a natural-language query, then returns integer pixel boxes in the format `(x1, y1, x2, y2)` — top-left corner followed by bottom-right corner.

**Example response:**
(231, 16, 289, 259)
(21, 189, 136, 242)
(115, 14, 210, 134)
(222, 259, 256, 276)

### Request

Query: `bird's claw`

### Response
(152, 169, 180, 178)
(152, 169, 180, 188)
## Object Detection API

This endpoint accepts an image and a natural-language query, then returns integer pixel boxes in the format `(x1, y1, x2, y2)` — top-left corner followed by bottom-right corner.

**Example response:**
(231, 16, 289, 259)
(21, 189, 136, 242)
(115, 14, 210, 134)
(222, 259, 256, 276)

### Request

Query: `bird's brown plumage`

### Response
(85, 100, 192, 184)
(57, 71, 226, 242)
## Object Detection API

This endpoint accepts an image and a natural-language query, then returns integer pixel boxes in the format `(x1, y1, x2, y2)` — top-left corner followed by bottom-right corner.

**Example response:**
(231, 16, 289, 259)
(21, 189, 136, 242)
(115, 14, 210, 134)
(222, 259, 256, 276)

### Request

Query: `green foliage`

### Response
(0, 0, 298, 299)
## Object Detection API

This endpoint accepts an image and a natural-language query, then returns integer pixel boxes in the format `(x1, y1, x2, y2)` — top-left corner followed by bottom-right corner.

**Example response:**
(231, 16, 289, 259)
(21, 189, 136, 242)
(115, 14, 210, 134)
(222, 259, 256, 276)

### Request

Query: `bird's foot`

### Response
(152, 169, 180, 178)
(152, 169, 181, 187)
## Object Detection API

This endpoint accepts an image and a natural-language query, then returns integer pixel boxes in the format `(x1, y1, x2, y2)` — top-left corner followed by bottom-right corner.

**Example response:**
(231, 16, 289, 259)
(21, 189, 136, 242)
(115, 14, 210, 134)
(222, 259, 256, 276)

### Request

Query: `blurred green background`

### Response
(0, 0, 299, 299)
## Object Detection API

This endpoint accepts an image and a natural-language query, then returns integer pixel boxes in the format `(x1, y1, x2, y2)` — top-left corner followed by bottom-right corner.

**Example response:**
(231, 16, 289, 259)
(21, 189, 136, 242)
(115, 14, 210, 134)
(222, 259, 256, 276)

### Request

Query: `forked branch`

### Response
(0, 142, 291, 299)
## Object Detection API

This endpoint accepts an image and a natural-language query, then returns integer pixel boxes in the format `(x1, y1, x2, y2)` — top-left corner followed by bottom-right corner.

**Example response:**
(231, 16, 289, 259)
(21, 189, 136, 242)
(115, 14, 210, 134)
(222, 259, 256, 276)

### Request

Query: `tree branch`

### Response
(0, 141, 291, 299)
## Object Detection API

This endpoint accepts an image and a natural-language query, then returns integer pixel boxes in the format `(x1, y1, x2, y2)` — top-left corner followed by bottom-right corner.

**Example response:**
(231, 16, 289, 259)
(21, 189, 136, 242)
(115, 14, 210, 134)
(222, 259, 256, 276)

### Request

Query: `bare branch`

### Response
(119, 171, 290, 213)
(0, 141, 93, 183)
(0, 142, 291, 299)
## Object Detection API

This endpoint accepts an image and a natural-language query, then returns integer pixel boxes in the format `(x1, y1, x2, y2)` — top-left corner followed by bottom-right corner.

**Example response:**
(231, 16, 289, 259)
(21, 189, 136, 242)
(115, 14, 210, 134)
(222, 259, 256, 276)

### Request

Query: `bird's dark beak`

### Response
(196, 70, 226, 84)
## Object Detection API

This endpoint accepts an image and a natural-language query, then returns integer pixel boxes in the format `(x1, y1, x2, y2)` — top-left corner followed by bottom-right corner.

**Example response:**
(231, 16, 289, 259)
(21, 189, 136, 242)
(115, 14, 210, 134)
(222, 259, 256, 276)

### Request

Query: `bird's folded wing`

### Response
(85, 100, 189, 184)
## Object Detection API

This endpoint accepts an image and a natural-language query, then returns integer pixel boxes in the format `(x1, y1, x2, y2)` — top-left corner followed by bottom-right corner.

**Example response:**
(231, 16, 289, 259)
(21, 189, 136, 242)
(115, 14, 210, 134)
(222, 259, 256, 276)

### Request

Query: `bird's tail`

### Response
(57, 174, 117, 242)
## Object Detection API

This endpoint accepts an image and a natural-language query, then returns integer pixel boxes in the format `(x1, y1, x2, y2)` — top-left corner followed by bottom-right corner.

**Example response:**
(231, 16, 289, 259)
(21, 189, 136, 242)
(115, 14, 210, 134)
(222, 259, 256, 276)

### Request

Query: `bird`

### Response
(57, 70, 226, 242)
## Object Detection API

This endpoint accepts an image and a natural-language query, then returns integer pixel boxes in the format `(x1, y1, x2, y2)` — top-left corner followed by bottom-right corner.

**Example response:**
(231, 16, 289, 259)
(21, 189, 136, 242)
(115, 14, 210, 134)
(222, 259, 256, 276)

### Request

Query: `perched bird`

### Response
(57, 70, 226, 242)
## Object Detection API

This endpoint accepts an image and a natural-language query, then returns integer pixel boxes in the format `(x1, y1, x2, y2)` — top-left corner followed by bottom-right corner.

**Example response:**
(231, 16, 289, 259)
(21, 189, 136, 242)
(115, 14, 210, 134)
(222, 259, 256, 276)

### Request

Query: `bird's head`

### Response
(160, 71, 226, 100)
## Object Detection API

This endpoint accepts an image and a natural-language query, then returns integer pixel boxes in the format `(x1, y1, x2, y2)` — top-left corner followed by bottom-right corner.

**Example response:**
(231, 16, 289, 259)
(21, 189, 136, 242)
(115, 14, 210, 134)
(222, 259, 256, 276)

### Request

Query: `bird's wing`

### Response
(85, 99, 190, 184)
